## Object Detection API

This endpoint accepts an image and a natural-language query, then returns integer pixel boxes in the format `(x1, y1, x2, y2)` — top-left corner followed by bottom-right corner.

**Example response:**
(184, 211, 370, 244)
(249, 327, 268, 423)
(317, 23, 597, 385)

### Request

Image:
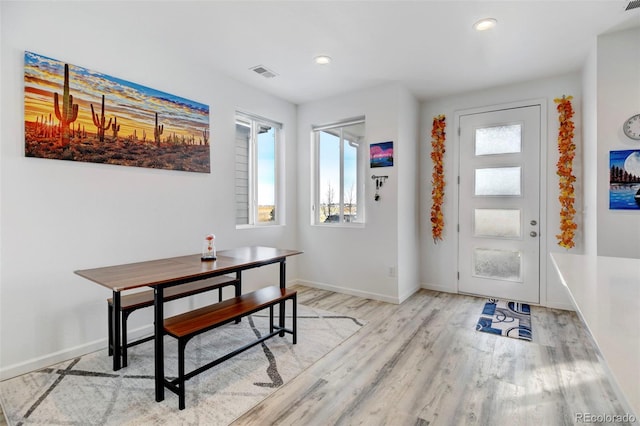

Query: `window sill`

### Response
(311, 222, 365, 229)
(236, 223, 284, 230)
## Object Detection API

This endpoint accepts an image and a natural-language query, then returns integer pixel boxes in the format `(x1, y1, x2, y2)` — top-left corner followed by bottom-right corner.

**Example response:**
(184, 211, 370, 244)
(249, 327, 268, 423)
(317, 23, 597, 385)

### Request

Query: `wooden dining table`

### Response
(75, 246, 302, 403)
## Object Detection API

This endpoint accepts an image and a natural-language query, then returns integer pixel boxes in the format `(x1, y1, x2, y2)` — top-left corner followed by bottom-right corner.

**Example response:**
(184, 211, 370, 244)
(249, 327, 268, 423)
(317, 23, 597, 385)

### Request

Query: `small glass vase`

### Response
(201, 234, 217, 261)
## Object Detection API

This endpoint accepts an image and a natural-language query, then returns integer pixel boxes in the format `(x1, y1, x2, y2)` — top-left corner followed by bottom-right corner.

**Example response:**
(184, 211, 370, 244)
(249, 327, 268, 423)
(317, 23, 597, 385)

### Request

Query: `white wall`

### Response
(582, 41, 599, 256)
(596, 27, 640, 258)
(420, 74, 584, 310)
(296, 83, 419, 303)
(0, 2, 298, 379)
(396, 87, 420, 302)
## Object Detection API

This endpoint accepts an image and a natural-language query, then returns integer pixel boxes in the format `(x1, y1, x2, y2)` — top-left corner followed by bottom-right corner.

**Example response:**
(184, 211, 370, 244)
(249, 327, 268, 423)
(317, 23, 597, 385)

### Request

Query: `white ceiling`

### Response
(92, 1, 640, 104)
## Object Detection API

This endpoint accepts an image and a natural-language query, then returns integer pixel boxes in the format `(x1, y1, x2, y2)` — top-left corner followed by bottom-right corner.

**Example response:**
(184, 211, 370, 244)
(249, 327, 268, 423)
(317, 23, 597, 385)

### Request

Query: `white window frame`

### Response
(235, 111, 282, 228)
(312, 116, 365, 226)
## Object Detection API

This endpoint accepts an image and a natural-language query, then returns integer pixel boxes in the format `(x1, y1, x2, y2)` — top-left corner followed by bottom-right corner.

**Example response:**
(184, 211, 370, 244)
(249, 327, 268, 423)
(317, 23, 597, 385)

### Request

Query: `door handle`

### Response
(530, 231, 538, 237)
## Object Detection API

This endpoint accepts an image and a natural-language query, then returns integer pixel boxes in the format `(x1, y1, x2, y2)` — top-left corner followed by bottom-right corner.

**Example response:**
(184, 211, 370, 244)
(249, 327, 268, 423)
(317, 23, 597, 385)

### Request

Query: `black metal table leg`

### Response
(279, 259, 286, 336)
(112, 291, 121, 371)
(292, 293, 297, 344)
(107, 302, 113, 357)
(154, 285, 165, 402)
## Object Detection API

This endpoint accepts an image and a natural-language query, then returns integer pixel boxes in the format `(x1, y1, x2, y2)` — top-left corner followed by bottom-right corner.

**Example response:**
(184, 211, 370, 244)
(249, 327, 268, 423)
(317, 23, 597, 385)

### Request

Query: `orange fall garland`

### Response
(430, 114, 446, 243)
(554, 96, 577, 249)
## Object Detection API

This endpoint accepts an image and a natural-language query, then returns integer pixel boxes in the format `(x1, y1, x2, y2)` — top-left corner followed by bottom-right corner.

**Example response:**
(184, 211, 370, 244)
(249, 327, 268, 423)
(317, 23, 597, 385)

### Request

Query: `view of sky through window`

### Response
(257, 127, 276, 206)
(319, 131, 358, 208)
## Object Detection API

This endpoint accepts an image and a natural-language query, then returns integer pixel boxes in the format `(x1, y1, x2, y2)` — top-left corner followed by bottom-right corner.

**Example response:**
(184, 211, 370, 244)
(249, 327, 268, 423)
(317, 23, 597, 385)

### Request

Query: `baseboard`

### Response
(297, 279, 400, 304)
(398, 284, 420, 304)
(0, 324, 154, 381)
(0, 338, 104, 381)
(544, 301, 575, 311)
(420, 282, 457, 294)
(420, 282, 575, 311)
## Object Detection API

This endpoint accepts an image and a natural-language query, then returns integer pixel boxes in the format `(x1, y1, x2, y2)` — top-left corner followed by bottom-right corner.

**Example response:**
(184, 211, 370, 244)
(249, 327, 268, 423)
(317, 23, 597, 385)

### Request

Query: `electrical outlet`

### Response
(388, 266, 396, 277)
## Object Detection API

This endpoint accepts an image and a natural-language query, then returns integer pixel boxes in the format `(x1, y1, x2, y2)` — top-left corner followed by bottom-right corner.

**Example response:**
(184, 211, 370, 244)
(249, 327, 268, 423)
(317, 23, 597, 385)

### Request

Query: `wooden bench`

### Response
(107, 275, 240, 367)
(163, 285, 297, 410)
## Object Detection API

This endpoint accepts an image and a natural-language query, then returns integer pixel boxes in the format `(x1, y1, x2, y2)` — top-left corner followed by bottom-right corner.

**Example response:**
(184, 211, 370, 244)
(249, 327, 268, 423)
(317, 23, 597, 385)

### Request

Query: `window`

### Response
(235, 112, 281, 226)
(312, 117, 365, 225)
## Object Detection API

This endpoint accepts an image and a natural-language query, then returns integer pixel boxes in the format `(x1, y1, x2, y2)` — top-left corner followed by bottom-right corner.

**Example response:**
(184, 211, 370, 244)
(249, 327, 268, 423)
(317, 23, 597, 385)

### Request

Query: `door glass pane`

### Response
(475, 124, 522, 156)
(474, 209, 521, 238)
(473, 248, 522, 282)
(475, 167, 521, 196)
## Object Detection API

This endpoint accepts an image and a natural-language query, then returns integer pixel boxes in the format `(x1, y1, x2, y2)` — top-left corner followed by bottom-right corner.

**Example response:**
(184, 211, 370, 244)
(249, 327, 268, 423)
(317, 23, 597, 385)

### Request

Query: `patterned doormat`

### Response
(475, 299, 532, 341)
(0, 304, 364, 425)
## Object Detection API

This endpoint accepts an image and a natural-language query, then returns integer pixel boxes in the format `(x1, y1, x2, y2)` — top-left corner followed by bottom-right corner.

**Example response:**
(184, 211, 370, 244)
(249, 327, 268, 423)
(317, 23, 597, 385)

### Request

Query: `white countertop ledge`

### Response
(550, 252, 640, 417)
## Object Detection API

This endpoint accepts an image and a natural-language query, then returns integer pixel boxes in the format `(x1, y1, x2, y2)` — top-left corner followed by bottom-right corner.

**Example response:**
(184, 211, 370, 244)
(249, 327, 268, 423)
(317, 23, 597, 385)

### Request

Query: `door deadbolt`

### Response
(530, 231, 538, 237)
(530, 220, 537, 226)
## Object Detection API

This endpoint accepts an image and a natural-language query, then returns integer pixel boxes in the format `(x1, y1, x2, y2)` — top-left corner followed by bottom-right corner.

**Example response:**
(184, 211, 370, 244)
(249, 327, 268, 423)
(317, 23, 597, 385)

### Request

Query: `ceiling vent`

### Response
(626, 0, 640, 10)
(250, 65, 278, 79)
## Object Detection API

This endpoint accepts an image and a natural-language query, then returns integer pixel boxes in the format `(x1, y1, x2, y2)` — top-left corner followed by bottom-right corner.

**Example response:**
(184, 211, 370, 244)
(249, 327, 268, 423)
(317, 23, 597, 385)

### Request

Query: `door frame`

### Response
(453, 99, 549, 305)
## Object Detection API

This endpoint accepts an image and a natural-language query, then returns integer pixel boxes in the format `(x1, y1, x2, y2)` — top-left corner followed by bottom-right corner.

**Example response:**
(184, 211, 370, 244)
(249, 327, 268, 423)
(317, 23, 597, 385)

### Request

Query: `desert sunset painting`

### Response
(24, 51, 210, 173)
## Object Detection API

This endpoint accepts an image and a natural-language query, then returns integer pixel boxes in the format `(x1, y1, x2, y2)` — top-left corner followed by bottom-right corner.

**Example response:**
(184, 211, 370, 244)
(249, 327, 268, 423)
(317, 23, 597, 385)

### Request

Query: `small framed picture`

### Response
(370, 141, 393, 168)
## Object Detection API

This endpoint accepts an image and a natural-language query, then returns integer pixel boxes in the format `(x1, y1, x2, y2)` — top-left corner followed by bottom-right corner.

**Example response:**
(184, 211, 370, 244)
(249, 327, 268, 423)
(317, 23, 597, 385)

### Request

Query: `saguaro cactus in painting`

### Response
(202, 128, 209, 145)
(53, 63, 79, 147)
(91, 95, 112, 143)
(111, 117, 120, 140)
(154, 112, 164, 146)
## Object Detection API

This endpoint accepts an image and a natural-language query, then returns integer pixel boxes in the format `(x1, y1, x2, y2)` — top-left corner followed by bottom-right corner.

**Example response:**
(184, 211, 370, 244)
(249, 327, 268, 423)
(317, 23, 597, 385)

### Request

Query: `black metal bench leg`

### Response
(269, 305, 274, 334)
(178, 338, 187, 410)
(122, 311, 131, 368)
(278, 301, 286, 337)
(108, 302, 113, 356)
(234, 273, 242, 324)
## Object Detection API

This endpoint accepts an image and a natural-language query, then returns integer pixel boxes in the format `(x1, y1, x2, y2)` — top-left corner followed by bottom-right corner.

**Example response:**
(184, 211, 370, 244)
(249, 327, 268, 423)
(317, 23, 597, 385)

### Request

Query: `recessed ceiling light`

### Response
(473, 18, 497, 31)
(314, 55, 332, 65)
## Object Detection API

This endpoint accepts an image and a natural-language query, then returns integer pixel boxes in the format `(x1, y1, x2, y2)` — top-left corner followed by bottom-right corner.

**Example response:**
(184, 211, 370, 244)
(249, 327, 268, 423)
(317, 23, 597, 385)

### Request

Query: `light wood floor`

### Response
(233, 285, 632, 426)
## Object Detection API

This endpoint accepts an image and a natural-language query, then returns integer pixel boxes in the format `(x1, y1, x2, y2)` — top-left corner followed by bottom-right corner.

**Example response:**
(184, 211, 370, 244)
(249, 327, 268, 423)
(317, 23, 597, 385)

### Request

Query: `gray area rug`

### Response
(0, 304, 364, 425)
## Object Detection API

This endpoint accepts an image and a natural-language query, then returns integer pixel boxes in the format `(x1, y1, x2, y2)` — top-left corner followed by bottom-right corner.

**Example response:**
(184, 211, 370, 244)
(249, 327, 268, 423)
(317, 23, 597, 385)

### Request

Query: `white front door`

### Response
(458, 105, 541, 304)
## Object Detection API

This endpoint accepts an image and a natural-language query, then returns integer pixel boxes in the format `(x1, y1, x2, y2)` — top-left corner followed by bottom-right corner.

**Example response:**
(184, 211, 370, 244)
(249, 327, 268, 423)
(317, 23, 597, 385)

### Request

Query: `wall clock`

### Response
(623, 114, 640, 140)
